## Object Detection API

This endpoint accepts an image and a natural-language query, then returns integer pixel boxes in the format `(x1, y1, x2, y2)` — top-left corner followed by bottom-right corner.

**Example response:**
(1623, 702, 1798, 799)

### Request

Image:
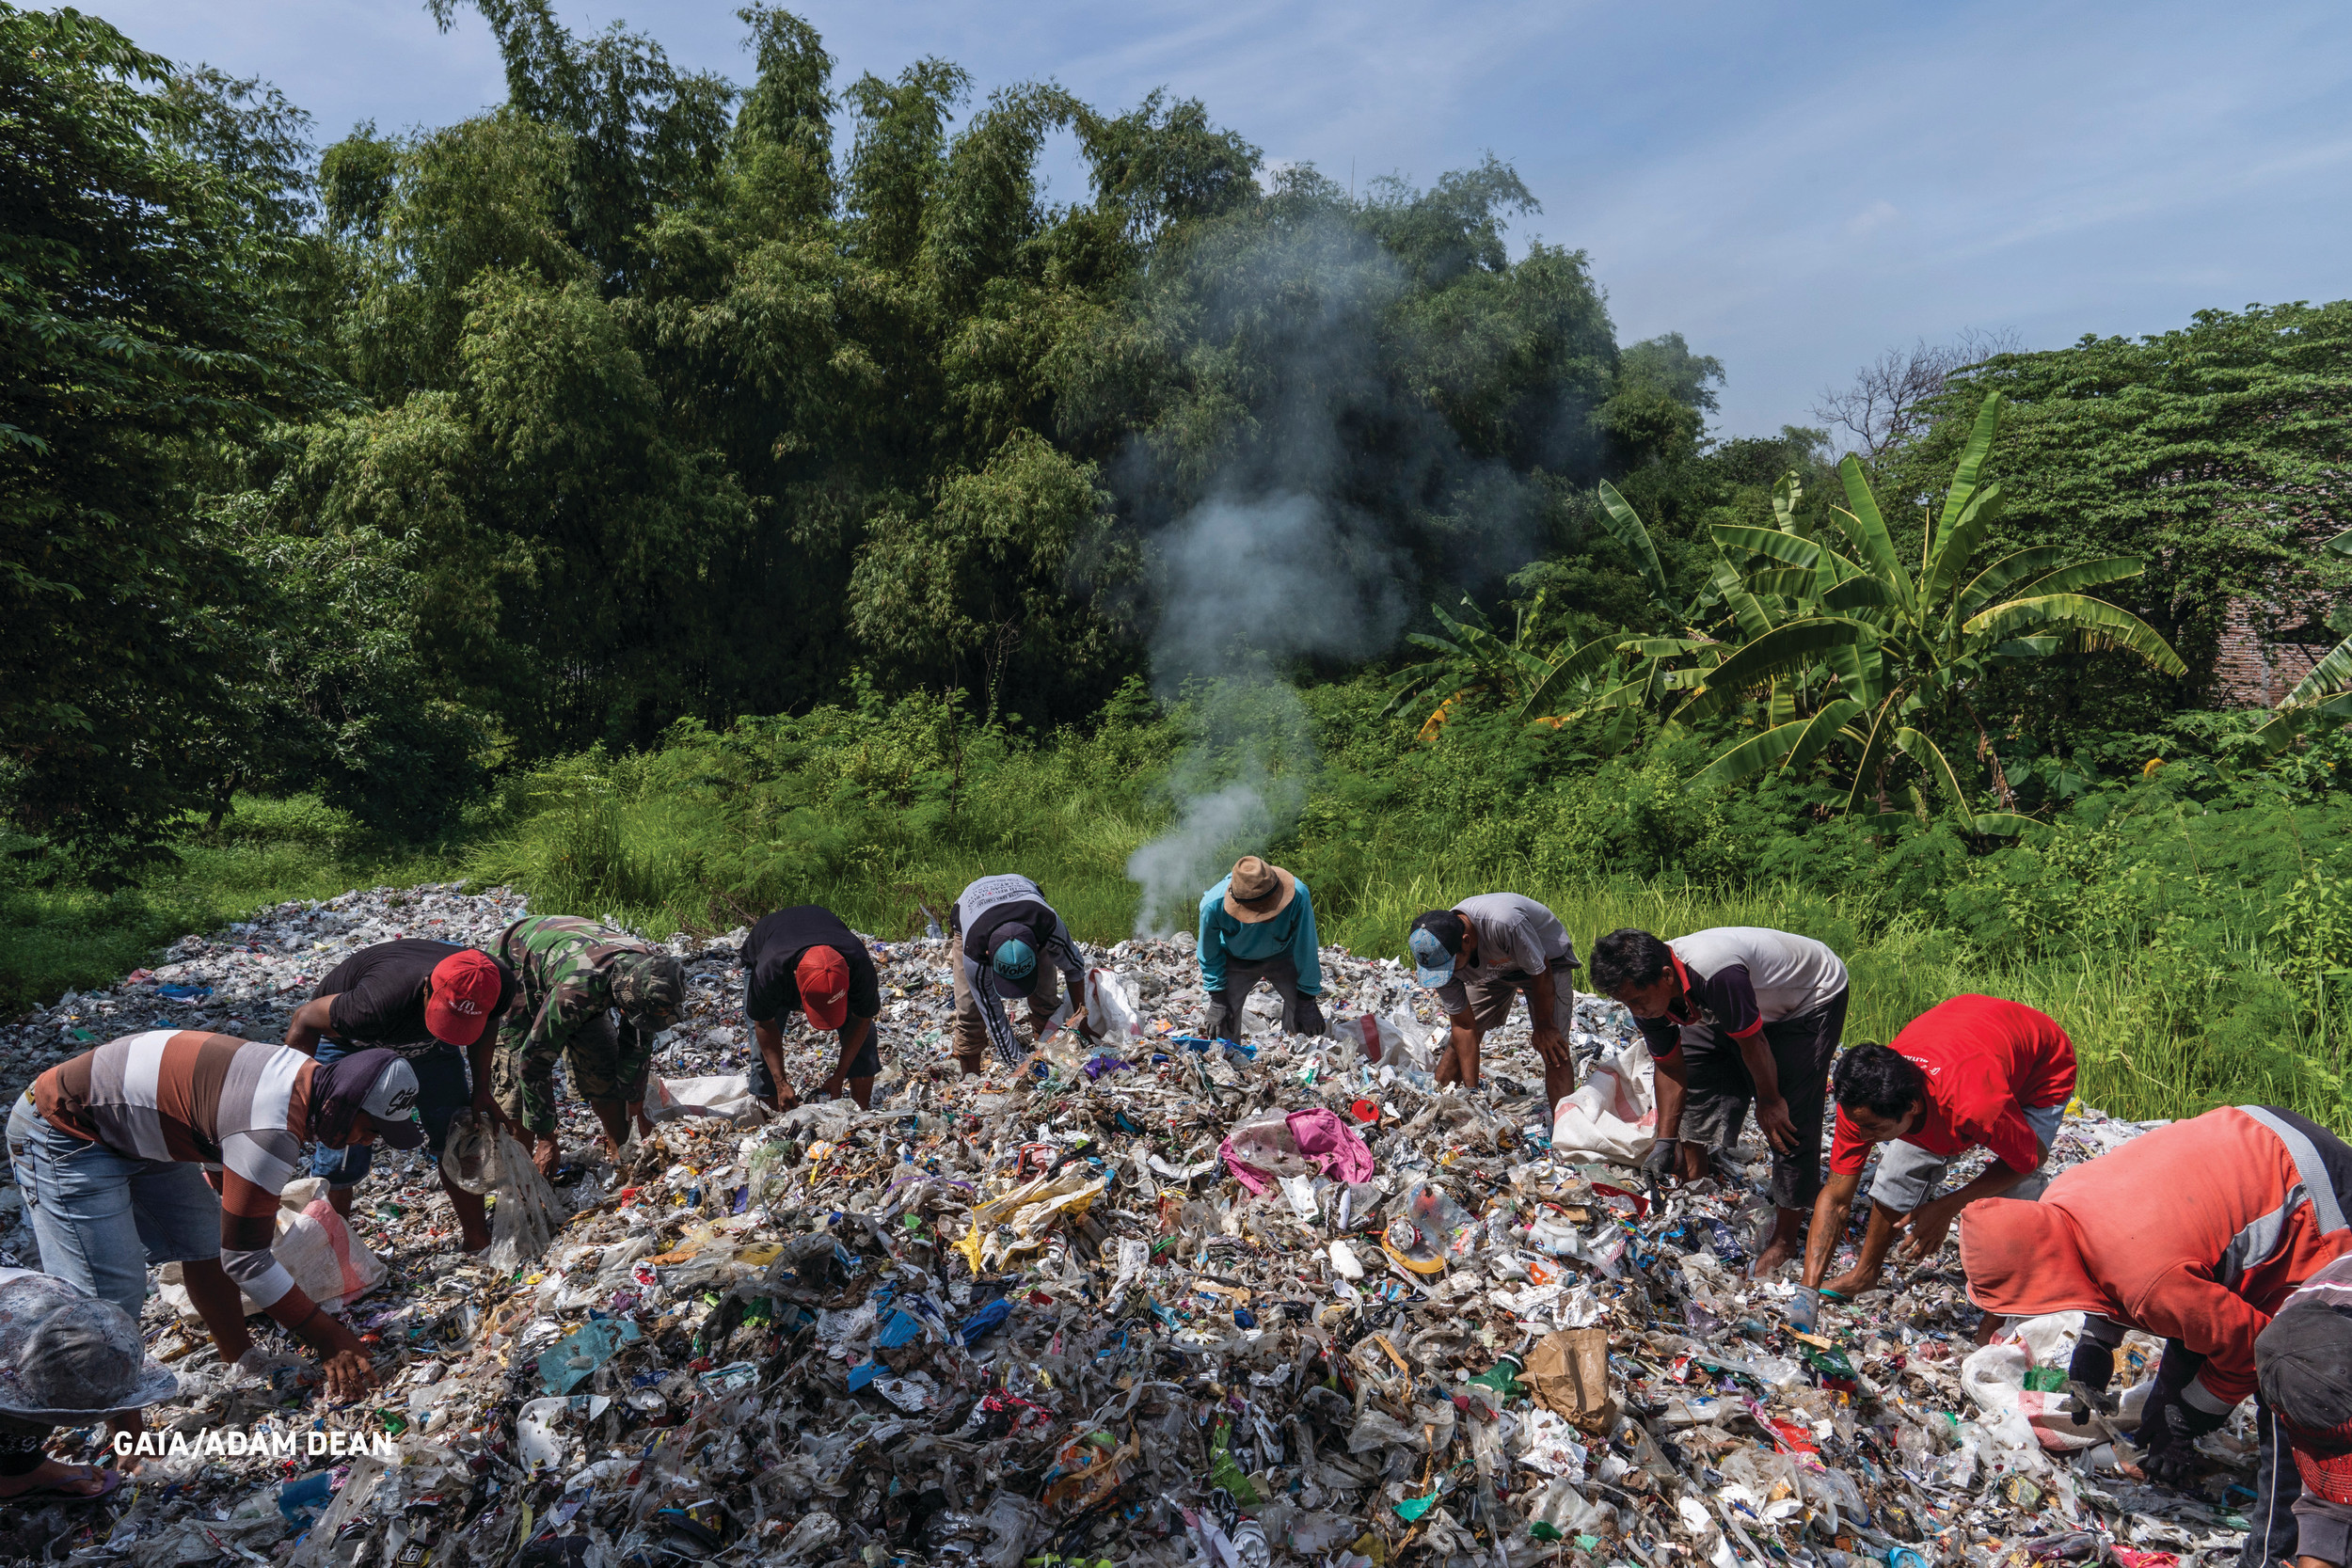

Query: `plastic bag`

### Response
(1085, 968, 1145, 1038)
(157, 1198, 387, 1317)
(486, 1127, 563, 1273)
(645, 1073, 767, 1127)
(440, 1108, 498, 1195)
(1962, 1338, 2098, 1452)
(1550, 1034, 1658, 1163)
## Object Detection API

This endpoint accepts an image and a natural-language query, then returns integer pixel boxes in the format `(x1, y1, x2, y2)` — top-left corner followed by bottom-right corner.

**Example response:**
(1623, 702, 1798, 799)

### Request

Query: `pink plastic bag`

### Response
(1221, 1108, 1375, 1195)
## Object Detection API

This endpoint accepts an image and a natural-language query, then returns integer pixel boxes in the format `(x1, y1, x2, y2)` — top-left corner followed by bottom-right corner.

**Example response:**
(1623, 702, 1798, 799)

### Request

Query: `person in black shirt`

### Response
(283, 940, 516, 1252)
(739, 907, 883, 1111)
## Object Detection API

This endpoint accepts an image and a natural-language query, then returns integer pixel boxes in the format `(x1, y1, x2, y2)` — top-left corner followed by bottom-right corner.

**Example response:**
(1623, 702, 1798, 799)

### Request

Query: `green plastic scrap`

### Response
(1207, 1417, 1260, 1507)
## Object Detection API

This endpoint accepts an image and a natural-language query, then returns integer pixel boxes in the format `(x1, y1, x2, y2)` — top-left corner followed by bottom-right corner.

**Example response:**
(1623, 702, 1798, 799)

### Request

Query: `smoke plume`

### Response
(1116, 199, 1544, 935)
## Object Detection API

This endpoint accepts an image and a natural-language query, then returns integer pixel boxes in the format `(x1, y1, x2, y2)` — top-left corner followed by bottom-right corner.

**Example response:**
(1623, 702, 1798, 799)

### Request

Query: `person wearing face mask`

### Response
(1791, 995, 2078, 1330)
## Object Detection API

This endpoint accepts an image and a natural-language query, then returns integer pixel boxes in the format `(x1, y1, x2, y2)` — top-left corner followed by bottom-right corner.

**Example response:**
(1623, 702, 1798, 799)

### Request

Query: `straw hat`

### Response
(1222, 857, 1296, 925)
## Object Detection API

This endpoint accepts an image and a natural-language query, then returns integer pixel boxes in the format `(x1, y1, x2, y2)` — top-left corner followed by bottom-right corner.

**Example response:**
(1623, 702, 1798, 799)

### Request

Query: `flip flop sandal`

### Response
(1818, 1288, 1852, 1301)
(4, 1465, 123, 1504)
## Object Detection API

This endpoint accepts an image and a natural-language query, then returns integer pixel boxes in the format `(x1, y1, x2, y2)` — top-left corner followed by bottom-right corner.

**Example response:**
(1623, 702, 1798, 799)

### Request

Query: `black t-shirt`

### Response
(740, 906, 882, 1029)
(315, 940, 517, 1056)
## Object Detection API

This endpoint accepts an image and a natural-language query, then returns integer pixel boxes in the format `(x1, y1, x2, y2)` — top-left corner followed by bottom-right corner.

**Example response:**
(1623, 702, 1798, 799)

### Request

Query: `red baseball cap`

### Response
(425, 950, 503, 1046)
(796, 947, 851, 1031)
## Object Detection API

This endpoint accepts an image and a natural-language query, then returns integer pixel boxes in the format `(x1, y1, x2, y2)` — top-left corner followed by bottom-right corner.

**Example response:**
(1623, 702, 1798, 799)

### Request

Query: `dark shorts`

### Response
(1677, 988, 1849, 1211)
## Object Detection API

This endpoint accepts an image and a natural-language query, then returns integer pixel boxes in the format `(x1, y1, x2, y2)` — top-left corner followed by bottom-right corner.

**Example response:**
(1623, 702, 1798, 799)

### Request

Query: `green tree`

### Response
(0, 6, 336, 873)
(1881, 303, 2352, 727)
(1679, 393, 2187, 832)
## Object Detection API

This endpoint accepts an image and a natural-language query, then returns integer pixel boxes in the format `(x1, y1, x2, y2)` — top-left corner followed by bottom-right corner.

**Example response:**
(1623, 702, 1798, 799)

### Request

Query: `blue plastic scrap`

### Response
(958, 1297, 1013, 1345)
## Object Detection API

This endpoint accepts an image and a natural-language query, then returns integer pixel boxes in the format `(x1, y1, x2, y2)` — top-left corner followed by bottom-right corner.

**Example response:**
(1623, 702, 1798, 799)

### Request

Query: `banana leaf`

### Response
(1674, 617, 1877, 722)
(1597, 481, 1676, 618)
(1963, 594, 2185, 675)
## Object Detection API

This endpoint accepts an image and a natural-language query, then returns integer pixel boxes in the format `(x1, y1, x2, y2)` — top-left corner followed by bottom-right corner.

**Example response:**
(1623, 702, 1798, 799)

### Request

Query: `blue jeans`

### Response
(309, 1040, 469, 1187)
(6, 1092, 221, 1322)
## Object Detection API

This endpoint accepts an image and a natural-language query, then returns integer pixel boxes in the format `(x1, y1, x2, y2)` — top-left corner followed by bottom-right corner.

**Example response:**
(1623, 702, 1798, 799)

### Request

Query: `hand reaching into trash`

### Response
(2136, 1379, 2228, 1486)
(1641, 1137, 1679, 1180)
(317, 1346, 378, 1404)
(1894, 1197, 1961, 1263)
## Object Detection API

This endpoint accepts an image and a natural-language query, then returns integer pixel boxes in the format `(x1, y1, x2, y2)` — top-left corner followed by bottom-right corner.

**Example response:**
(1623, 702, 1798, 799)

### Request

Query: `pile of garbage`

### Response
(0, 885, 2259, 1568)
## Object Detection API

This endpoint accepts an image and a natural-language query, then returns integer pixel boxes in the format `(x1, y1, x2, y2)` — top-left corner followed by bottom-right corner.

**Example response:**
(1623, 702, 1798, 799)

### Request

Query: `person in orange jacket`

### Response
(1961, 1105, 2352, 1568)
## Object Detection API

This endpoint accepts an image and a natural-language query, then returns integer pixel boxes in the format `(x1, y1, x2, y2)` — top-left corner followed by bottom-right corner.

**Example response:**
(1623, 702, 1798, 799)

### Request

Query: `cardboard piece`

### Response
(1526, 1326, 1618, 1435)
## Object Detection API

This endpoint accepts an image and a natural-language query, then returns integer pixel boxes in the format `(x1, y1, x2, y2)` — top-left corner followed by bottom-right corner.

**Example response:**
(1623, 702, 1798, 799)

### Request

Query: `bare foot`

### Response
(532, 1135, 561, 1179)
(0, 1460, 116, 1498)
(1749, 1241, 1798, 1280)
(1822, 1265, 1883, 1298)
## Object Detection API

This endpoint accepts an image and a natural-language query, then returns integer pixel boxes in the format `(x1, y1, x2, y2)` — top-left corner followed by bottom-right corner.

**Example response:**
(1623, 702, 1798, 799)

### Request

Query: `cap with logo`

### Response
(313, 1046, 426, 1149)
(794, 945, 852, 1031)
(424, 948, 503, 1047)
(987, 925, 1038, 999)
(1407, 911, 1466, 990)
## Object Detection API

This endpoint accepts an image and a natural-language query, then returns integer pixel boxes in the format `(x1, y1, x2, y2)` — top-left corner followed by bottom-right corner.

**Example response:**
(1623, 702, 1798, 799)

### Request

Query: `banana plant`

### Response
(2255, 528, 2352, 752)
(1676, 391, 2185, 835)
(1385, 594, 1578, 742)
(1511, 479, 1731, 733)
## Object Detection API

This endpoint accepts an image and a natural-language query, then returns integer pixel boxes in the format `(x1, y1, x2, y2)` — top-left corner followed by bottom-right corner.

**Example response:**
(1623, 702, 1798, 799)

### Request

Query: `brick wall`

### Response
(2212, 598, 2327, 707)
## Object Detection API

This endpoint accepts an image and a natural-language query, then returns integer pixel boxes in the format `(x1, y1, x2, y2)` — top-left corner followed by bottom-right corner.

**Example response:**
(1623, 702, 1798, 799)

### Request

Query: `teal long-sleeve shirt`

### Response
(1198, 876, 1323, 996)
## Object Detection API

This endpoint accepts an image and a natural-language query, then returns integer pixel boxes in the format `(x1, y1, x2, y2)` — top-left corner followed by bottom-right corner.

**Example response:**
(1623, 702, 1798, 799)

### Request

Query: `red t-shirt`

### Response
(1829, 994, 2077, 1176)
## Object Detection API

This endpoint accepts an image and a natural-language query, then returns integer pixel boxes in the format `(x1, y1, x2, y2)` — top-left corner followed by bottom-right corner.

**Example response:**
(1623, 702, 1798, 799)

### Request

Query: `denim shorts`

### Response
(6, 1092, 221, 1321)
(310, 1039, 470, 1186)
(1867, 1101, 2067, 1213)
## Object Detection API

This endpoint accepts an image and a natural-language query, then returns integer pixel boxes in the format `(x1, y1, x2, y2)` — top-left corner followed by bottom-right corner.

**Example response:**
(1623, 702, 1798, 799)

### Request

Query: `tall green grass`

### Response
(0, 795, 467, 1015)
(457, 725, 2347, 1131)
(8, 681, 2348, 1136)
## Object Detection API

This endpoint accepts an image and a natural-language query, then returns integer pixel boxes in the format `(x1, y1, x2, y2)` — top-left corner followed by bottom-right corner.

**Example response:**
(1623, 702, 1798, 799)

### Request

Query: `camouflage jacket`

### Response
(492, 915, 657, 1058)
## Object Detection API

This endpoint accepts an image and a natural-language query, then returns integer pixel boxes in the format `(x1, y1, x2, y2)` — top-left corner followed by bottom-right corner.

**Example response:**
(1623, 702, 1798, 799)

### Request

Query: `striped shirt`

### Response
(35, 1032, 316, 1307)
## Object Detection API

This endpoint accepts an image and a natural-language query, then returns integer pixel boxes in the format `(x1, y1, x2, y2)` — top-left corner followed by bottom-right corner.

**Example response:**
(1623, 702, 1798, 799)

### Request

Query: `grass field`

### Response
(5, 689, 2344, 1135)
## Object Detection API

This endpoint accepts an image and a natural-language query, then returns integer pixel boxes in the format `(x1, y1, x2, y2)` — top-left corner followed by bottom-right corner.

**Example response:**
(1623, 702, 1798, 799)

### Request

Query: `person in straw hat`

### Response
(1198, 856, 1325, 1041)
(0, 1268, 178, 1497)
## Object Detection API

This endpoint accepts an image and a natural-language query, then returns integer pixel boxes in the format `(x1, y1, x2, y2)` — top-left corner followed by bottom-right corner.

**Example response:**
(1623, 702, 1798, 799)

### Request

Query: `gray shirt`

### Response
(1436, 894, 1578, 1017)
(951, 874, 1085, 1065)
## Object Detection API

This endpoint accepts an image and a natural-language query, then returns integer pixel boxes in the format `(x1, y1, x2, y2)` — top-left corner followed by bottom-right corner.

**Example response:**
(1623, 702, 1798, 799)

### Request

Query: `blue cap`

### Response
(988, 928, 1038, 997)
(1408, 927, 1455, 990)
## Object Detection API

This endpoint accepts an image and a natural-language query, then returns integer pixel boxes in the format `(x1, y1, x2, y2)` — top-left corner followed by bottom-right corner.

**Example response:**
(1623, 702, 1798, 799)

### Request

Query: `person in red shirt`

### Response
(1962, 1104, 2352, 1568)
(1794, 995, 2076, 1327)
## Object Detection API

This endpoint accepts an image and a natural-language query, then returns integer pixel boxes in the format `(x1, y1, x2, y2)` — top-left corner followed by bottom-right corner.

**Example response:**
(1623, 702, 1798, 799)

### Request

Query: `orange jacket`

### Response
(1960, 1105, 2352, 1407)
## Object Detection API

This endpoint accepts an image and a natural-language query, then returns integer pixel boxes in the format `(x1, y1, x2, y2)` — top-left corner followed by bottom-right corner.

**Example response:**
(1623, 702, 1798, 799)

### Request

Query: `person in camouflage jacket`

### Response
(489, 915, 685, 1177)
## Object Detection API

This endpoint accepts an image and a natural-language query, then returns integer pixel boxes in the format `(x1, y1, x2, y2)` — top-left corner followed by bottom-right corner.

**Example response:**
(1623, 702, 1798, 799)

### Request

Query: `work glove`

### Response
(2137, 1381, 2229, 1485)
(1642, 1138, 1679, 1180)
(1787, 1287, 1820, 1335)
(2066, 1338, 2116, 1394)
(1203, 990, 1233, 1039)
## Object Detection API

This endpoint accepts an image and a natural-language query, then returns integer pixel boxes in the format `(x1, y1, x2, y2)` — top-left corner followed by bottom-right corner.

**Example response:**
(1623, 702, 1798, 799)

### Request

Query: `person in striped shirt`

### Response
(7, 1031, 417, 1420)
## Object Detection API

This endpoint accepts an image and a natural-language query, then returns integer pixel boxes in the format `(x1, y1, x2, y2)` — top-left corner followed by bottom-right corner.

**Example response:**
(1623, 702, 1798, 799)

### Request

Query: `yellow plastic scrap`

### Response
(970, 1170, 1106, 1271)
(952, 1223, 986, 1274)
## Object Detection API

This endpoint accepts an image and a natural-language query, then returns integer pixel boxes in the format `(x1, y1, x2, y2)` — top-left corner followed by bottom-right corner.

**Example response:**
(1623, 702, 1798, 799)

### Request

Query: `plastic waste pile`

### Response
(0, 886, 2256, 1568)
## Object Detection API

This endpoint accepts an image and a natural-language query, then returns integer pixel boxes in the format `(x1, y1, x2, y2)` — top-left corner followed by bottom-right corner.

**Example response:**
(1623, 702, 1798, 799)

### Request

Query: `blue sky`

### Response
(107, 0, 2352, 440)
